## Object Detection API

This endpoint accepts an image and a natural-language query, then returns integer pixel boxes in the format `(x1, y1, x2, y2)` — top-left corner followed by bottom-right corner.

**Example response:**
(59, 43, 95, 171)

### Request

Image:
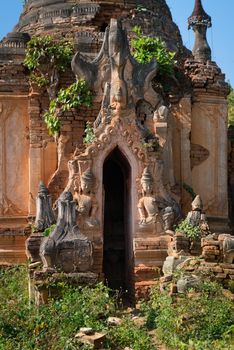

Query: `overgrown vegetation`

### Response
(1, 266, 233, 350)
(0, 266, 153, 350)
(83, 121, 96, 145)
(175, 218, 201, 239)
(24, 37, 93, 137)
(43, 80, 93, 136)
(141, 282, 234, 350)
(43, 224, 56, 237)
(183, 182, 197, 200)
(228, 87, 234, 127)
(24, 36, 73, 93)
(131, 26, 176, 77)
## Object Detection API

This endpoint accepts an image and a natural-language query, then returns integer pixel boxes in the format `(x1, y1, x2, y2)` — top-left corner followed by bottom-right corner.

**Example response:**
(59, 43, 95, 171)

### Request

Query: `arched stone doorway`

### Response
(103, 147, 132, 293)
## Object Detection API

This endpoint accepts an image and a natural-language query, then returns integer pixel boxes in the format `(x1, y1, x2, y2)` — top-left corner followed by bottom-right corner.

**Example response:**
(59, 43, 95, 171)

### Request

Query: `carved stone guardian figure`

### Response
(40, 191, 93, 273)
(186, 195, 209, 234)
(35, 181, 56, 231)
(138, 167, 164, 233)
(74, 169, 99, 229)
(26, 182, 56, 263)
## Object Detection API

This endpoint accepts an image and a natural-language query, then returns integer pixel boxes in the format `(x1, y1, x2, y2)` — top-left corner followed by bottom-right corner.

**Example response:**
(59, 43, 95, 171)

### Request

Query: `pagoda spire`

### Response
(188, 0, 212, 61)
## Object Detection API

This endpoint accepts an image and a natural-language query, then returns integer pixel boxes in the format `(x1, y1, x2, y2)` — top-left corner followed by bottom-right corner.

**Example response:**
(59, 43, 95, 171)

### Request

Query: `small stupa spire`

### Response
(188, 0, 212, 61)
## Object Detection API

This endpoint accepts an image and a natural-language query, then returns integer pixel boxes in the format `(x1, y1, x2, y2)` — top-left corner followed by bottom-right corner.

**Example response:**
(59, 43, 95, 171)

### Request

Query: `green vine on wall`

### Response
(24, 36, 93, 137)
(83, 121, 96, 145)
(24, 36, 74, 99)
(131, 26, 176, 77)
(43, 80, 93, 136)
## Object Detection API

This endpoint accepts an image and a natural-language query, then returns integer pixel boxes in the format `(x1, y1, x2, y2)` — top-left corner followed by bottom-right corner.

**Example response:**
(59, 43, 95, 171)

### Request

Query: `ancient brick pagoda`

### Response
(0, 0, 232, 297)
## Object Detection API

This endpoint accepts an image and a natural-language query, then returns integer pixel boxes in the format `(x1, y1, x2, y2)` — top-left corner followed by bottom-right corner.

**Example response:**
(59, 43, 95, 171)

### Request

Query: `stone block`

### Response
(75, 331, 106, 349)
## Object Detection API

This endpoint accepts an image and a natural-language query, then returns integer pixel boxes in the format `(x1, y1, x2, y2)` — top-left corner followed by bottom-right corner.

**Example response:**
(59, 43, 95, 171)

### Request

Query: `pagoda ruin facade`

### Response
(0, 0, 231, 296)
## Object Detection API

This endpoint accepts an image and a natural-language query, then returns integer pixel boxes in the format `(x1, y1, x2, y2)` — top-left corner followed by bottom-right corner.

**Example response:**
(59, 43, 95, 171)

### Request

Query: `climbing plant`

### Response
(24, 37, 93, 136)
(131, 26, 176, 77)
(24, 36, 74, 98)
(83, 121, 96, 145)
(43, 79, 93, 136)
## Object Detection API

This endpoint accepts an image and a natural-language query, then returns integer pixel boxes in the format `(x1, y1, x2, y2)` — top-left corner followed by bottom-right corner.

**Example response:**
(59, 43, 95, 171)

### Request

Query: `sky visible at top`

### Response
(0, 0, 233, 86)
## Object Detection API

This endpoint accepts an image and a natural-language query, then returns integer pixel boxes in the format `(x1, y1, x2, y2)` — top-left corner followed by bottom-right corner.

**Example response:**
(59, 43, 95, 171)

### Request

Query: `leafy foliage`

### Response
(43, 79, 93, 136)
(83, 121, 96, 145)
(0, 266, 115, 350)
(106, 318, 155, 350)
(24, 36, 74, 88)
(175, 218, 200, 239)
(183, 182, 197, 200)
(131, 26, 176, 76)
(228, 87, 234, 127)
(141, 283, 234, 350)
(0, 266, 155, 350)
(24, 36, 93, 137)
(43, 224, 56, 237)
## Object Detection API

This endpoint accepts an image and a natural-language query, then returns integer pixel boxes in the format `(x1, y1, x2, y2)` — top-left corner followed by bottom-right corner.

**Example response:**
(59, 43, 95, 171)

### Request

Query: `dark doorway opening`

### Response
(103, 147, 132, 294)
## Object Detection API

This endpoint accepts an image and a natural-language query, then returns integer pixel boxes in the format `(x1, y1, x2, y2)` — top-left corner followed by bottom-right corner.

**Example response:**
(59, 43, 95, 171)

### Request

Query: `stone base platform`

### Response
(29, 268, 100, 305)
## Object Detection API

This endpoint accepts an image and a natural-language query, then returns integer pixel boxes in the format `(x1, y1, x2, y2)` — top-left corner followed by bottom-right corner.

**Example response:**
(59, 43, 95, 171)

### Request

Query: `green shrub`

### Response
(43, 79, 93, 136)
(141, 282, 234, 350)
(0, 267, 116, 350)
(24, 36, 73, 88)
(131, 26, 176, 77)
(175, 218, 201, 239)
(106, 318, 155, 350)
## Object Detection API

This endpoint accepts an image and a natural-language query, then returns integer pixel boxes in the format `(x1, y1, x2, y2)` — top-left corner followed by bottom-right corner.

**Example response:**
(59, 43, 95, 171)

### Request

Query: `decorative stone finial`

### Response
(141, 167, 153, 185)
(188, 0, 211, 29)
(188, 0, 212, 61)
(35, 181, 55, 231)
(191, 195, 203, 211)
(38, 181, 49, 194)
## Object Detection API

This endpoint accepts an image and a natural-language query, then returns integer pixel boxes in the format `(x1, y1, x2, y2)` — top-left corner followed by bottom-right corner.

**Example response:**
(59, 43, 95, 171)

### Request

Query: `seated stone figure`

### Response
(186, 195, 209, 234)
(138, 167, 164, 233)
(74, 169, 99, 228)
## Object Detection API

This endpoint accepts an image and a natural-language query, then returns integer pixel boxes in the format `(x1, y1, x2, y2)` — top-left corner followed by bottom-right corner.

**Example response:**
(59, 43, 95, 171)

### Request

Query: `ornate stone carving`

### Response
(0, 195, 23, 216)
(137, 167, 164, 233)
(73, 168, 99, 229)
(40, 191, 93, 273)
(218, 234, 234, 264)
(71, 18, 160, 128)
(35, 182, 56, 231)
(186, 195, 209, 234)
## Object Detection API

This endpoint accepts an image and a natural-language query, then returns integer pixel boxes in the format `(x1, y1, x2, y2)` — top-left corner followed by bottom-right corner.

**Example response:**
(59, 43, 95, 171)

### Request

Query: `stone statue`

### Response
(153, 105, 170, 124)
(35, 182, 56, 231)
(40, 191, 93, 272)
(74, 169, 99, 228)
(72, 19, 158, 129)
(218, 234, 234, 264)
(137, 167, 164, 233)
(186, 195, 209, 234)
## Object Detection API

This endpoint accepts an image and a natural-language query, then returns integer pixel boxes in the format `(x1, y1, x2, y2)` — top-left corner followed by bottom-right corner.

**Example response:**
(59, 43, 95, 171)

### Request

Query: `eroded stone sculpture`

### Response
(72, 18, 159, 130)
(138, 167, 164, 233)
(73, 169, 99, 228)
(186, 195, 209, 234)
(35, 181, 56, 231)
(40, 191, 93, 273)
